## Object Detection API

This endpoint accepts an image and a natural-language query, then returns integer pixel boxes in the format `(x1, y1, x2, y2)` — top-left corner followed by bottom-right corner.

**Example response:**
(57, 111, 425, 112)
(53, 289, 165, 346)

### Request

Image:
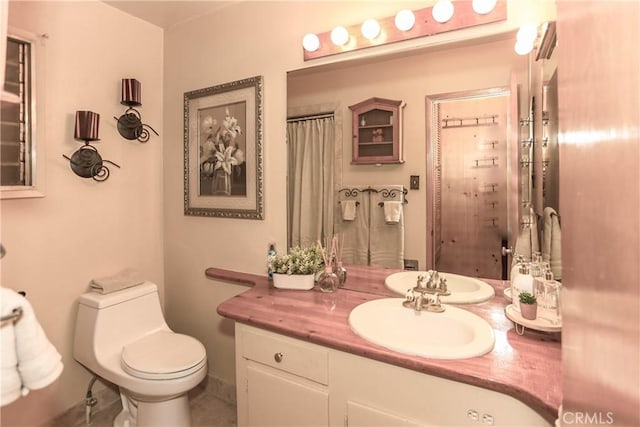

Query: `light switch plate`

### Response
(410, 175, 419, 190)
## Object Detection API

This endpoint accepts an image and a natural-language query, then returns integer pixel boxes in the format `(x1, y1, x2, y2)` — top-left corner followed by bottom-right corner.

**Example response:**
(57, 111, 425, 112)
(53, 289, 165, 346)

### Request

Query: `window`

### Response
(1, 29, 44, 199)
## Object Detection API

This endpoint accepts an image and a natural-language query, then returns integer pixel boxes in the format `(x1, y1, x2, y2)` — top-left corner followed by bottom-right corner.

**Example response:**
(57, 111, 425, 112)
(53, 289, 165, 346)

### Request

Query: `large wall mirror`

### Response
(1, 27, 45, 199)
(287, 24, 560, 288)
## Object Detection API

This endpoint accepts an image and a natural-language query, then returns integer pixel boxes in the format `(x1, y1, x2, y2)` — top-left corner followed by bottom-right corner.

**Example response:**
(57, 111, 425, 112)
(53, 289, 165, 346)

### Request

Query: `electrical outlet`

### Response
(467, 409, 479, 422)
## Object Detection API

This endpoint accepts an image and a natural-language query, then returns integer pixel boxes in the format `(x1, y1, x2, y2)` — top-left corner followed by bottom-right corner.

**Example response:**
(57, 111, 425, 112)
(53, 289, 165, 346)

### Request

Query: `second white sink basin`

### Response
(348, 298, 495, 359)
(385, 271, 495, 304)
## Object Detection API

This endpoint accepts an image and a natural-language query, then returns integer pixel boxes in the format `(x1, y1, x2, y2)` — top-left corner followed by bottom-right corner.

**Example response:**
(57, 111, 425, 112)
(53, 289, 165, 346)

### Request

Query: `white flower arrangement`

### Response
(200, 108, 245, 177)
(269, 245, 324, 275)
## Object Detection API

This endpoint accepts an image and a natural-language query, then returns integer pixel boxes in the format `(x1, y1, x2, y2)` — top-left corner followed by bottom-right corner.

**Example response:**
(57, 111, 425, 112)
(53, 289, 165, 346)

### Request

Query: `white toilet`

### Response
(73, 282, 207, 427)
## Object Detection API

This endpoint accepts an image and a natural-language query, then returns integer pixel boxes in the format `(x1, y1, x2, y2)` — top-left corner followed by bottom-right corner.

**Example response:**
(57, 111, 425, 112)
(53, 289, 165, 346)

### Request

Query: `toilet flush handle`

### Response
(274, 352, 283, 363)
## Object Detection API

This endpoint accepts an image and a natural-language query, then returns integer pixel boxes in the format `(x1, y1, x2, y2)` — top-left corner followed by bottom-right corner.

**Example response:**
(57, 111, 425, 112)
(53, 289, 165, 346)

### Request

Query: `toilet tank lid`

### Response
(78, 282, 158, 309)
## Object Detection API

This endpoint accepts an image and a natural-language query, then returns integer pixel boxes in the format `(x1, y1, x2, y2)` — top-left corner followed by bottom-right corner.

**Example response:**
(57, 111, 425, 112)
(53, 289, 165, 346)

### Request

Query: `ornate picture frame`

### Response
(183, 76, 264, 219)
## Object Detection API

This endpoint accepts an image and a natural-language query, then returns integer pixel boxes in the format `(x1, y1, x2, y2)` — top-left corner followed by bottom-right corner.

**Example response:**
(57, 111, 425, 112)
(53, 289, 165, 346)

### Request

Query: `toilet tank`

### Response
(73, 282, 169, 365)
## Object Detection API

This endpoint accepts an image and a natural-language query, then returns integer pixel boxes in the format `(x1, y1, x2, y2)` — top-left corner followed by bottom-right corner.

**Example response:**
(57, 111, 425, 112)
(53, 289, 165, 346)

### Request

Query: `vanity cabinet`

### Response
(235, 323, 551, 427)
(235, 324, 329, 426)
(349, 97, 405, 165)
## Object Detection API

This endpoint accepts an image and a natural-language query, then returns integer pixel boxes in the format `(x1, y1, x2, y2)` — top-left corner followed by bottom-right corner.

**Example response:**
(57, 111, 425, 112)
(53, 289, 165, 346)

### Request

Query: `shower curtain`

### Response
(287, 117, 335, 249)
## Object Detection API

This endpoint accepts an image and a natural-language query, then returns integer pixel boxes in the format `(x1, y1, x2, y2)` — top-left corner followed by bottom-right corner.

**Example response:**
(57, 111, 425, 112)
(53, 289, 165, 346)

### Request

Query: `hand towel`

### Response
(1, 288, 63, 407)
(339, 191, 369, 266)
(383, 201, 403, 224)
(369, 185, 404, 269)
(90, 268, 144, 294)
(541, 206, 562, 279)
(341, 200, 357, 221)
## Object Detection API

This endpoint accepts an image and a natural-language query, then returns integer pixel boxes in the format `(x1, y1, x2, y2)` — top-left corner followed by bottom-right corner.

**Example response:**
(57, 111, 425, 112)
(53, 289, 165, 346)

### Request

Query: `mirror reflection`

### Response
(287, 25, 560, 293)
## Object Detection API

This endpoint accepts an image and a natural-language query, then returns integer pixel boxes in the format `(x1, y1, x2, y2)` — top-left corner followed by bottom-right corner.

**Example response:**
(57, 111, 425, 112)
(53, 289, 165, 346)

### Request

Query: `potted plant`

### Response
(269, 245, 324, 290)
(518, 291, 538, 320)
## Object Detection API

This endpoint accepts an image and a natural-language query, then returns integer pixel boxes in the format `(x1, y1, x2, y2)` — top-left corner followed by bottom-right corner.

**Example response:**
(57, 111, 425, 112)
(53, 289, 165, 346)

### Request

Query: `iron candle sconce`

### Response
(114, 78, 158, 143)
(62, 111, 120, 182)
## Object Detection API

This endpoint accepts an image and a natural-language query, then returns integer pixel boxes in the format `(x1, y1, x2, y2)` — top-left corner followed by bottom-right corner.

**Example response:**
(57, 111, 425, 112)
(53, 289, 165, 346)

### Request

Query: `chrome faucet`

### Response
(403, 271, 448, 313)
(414, 270, 450, 296)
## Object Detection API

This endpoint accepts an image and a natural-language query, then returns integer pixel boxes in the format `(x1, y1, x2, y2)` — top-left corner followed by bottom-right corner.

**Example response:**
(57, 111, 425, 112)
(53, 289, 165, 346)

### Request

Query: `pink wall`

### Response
(557, 2, 639, 425)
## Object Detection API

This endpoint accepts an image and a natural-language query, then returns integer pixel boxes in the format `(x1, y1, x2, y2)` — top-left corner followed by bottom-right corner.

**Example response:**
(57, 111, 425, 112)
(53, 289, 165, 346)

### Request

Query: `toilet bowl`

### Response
(73, 282, 207, 427)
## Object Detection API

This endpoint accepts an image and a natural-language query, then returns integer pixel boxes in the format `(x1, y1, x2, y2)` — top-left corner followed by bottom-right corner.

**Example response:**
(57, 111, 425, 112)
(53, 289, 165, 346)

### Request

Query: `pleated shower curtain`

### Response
(287, 117, 335, 249)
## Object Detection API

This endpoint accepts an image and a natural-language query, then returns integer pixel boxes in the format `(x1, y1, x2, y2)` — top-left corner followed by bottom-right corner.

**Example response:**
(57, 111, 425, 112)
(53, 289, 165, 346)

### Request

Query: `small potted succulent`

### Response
(518, 291, 538, 320)
(269, 245, 324, 290)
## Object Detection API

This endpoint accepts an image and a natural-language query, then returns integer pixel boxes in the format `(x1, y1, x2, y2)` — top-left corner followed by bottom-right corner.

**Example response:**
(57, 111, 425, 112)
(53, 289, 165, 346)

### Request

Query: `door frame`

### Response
(425, 86, 518, 275)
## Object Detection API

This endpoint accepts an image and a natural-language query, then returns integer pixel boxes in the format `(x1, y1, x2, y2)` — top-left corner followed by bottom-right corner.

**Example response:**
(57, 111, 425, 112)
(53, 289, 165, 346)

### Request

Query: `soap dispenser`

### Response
(512, 263, 534, 312)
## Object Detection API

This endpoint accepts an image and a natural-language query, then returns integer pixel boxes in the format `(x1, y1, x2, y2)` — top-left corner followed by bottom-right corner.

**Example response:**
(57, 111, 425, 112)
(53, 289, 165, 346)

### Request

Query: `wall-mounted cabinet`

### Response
(349, 97, 405, 165)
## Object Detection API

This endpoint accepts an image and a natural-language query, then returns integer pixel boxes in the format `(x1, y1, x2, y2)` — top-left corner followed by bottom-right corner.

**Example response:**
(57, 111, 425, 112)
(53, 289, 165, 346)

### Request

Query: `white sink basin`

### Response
(385, 271, 495, 304)
(349, 298, 495, 359)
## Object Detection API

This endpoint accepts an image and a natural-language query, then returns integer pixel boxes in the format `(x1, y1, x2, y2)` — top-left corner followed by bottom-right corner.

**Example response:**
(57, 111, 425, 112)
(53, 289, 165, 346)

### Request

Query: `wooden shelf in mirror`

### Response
(349, 97, 405, 165)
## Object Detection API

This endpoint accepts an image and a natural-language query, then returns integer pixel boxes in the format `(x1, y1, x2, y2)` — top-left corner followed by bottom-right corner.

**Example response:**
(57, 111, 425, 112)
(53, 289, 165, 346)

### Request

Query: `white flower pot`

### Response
(272, 273, 315, 290)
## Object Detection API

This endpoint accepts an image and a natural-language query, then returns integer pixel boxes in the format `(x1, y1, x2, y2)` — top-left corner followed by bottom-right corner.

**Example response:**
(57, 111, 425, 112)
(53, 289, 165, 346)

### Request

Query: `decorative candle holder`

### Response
(113, 78, 159, 143)
(62, 111, 120, 182)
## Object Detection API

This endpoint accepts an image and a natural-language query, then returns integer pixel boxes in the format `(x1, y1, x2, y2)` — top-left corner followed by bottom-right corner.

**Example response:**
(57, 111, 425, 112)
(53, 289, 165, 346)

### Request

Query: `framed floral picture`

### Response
(183, 76, 264, 219)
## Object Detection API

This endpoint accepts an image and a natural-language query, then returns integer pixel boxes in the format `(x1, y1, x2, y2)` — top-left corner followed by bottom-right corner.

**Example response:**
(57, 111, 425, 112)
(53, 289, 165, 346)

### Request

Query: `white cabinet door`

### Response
(244, 363, 329, 427)
(346, 400, 422, 427)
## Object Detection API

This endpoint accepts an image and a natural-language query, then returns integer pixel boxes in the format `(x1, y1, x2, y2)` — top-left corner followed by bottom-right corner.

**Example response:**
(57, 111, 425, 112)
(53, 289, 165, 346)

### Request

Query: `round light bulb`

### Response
(432, 0, 454, 24)
(514, 38, 534, 55)
(472, 0, 497, 15)
(361, 19, 381, 40)
(517, 23, 538, 43)
(330, 26, 349, 46)
(395, 9, 416, 31)
(302, 33, 320, 52)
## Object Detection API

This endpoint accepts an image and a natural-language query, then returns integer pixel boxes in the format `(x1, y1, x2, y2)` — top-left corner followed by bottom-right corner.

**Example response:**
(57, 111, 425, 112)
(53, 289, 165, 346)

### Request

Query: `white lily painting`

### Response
(199, 102, 247, 196)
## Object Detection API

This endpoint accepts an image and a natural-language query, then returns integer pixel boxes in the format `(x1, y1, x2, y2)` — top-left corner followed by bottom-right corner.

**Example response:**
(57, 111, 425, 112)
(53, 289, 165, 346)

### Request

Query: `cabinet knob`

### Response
(274, 352, 284, 363)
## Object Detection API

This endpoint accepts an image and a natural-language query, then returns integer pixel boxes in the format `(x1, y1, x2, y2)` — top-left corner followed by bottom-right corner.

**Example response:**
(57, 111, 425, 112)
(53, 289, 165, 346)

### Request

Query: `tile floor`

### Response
(46, 386, 237, 427)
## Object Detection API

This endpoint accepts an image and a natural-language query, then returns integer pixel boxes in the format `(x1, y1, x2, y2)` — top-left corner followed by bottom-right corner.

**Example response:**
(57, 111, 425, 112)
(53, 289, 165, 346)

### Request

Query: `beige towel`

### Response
(90, 268, 144, 294)
(341, 200, 357, 221)
(369, 186, 404, 269)
(541, 206, 562, 279)
(339, 192, 369, 266)
(383, 201, 403, 224)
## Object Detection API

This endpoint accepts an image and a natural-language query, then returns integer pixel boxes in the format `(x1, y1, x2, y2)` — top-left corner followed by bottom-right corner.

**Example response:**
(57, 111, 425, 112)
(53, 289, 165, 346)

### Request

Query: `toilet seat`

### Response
(121, 331, 206, 380)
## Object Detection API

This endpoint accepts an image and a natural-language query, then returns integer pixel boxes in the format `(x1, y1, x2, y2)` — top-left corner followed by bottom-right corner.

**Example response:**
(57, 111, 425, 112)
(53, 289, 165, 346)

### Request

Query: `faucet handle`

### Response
(416, 274, 425, 287)
(427, 292, 445, 313)
(438, 277, 448, 292)
(405, 288, 415, 302)
(430, 292, 441, 305)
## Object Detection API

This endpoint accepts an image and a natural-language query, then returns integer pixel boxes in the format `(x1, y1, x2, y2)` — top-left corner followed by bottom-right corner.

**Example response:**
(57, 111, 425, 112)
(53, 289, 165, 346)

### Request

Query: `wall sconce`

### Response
(113, 78, 159, 143)
(62, 111, 120, 182)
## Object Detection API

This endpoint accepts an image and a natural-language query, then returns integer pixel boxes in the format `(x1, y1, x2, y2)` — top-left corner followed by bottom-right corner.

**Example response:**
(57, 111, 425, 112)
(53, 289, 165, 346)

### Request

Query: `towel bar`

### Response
(1, 307, 23, 323)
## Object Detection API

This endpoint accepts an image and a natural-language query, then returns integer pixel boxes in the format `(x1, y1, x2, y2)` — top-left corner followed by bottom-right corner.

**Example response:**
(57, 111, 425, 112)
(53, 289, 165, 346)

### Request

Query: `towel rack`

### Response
(339, 186, 407, 200)
(338, 187, 379, 198)
(377, 187, 408, 207)
(1, 291, 26, 323)
(1, 307, 23, 323)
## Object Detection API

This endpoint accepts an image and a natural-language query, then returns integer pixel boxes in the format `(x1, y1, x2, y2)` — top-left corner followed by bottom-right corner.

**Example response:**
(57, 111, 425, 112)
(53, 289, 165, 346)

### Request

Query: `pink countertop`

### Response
(211, 265, 561, 423)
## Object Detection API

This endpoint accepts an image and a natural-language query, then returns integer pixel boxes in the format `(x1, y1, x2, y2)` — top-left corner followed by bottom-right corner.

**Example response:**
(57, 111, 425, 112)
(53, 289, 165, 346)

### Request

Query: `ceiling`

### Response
(103, 1, 234, 29)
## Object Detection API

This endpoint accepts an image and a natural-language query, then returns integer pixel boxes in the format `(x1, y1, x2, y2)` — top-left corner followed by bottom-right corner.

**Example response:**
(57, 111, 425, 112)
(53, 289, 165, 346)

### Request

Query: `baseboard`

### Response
(191, 374, 237, 406)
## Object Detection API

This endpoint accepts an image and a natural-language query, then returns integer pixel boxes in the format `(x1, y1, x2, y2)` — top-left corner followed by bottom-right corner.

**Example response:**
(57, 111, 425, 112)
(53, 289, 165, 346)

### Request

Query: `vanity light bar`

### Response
(303, 0, 507, 61)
